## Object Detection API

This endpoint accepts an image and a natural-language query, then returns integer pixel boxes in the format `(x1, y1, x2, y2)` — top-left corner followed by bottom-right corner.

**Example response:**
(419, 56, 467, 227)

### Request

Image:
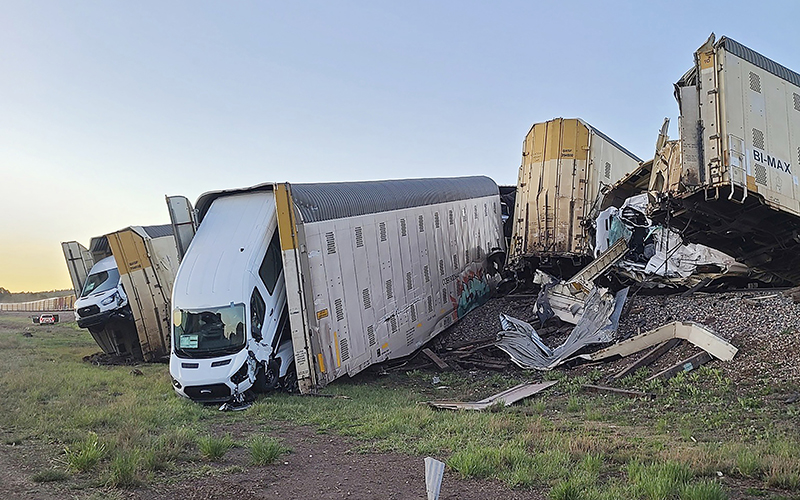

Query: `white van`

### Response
(74, 256, 131, 331)
(170, 192, 294, 403)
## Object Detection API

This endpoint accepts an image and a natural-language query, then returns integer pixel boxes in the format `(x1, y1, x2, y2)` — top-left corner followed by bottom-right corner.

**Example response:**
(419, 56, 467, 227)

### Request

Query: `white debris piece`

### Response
(424, 457, 445, 500)
(596, 194, 739, 280)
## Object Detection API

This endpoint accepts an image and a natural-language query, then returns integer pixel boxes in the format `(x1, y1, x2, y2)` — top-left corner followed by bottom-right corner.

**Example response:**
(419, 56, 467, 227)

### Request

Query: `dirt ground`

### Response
(134, 423, 543, 500)
(0, 421, 543, 500)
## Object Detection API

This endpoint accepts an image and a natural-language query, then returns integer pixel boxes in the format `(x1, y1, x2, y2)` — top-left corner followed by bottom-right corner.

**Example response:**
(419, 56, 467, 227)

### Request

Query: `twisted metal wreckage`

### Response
(493, 195, 739, 374)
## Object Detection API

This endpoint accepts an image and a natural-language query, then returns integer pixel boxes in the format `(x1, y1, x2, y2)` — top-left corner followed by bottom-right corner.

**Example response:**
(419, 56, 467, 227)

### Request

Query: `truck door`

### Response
(61, 241, 94, 298)
(166, 195, 197, 262)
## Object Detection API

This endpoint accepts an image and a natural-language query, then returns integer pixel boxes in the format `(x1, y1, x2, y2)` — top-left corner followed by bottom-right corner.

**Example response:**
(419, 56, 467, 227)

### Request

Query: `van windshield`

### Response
(173, 304, 246, 358)
(81, 268, 120, 297)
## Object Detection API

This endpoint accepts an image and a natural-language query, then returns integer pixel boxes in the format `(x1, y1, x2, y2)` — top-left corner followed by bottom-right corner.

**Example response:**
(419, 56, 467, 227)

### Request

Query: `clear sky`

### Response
(2, 1, 799, 292)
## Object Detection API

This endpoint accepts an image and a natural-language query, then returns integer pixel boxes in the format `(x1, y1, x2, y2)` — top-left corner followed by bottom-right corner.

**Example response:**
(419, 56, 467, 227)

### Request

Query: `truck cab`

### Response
(74, 256, 130, 331)
(169, 192, 294, 403)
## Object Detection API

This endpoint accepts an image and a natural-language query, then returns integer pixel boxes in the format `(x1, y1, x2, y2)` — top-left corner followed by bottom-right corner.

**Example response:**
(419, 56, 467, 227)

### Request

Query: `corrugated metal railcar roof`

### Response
(719, 36, 800, 89)
(195, 176, 499, 224)
(290, 176, 499, 223)
(578, 119, 643, 163)
(89, 235, 110, 254)
(139, 224, 174, 239)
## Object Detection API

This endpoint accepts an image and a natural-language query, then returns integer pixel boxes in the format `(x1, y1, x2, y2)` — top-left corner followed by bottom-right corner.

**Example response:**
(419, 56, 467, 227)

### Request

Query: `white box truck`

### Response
(166, 177, 505, 401)
(649, 34, 800, 284)
(62, 225, 180, 361)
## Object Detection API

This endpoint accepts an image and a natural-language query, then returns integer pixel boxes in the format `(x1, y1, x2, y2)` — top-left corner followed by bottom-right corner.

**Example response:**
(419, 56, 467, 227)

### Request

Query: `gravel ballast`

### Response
(436, 288, 800, 387)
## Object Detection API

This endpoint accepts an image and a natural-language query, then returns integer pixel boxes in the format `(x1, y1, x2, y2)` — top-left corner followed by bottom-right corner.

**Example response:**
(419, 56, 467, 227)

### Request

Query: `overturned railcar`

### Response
(168, 177, 506, 398)
(508, 118, 642, 279)
(650, 35, 800, 284)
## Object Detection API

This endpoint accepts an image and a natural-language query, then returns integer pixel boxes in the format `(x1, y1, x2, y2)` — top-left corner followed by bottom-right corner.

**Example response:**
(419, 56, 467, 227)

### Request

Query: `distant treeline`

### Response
(0, 288, 75, 303)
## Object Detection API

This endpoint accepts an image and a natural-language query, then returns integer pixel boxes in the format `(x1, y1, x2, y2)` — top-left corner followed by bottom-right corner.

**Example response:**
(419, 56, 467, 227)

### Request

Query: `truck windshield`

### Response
(80, 268, 120, 298)
(173, 304, 246, 358)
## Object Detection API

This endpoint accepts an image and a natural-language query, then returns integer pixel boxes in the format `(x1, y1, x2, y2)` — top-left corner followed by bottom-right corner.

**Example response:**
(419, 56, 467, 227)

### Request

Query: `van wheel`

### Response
(254, 361, 279, 393)
(253, 365, 266, 392)
(282, 366, 298, 393)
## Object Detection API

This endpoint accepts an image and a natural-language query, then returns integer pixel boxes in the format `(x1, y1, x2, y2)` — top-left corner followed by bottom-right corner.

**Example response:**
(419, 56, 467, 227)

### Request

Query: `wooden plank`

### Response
(444, 335, 497, 351)
(581, 384, 656, 400)
(449, 340, 497, 358)
(421, 348, 451, 371)
(611, 338, 682, 380)
(459, 360, 509, 370)
(646, 351, 713, 382)
(680, 277, 713, 297)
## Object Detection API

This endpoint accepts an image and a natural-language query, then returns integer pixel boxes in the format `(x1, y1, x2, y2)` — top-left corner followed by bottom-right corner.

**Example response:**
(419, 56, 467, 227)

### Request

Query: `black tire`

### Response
(254, 361, 279, 393)
(282, 365, 298, 393)
(497, 276, 517, 296)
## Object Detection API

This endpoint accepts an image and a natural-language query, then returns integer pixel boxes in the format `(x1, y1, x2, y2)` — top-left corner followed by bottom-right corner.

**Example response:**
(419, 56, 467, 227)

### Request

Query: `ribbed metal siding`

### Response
(289, 176, 499, 223)
(141, 224, 174, 239)
(719, 37, 800, 89)
(89, 236, 110, 255)
(583, 122, 643, 163)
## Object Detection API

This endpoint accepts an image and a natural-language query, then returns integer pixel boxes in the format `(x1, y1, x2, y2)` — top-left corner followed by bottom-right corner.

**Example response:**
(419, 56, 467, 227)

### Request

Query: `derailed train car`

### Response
(62, 225, 179, 360)
(507, 118, 642, 280)
(649, 34, 800, 284)
(167, 177, 506, 401)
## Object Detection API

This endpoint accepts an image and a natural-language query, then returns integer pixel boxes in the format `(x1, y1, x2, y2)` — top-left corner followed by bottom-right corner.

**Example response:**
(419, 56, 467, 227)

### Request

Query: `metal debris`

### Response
(428, 380, 557, 410)
(532, 238, 629, 325)
(495, 288, 629, 370)
(218, 392, 252, 411)
(596, 193, 759, 289)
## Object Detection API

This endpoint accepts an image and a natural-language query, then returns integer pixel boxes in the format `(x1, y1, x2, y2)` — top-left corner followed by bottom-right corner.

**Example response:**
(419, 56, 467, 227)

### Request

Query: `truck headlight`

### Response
(230, 362, 249, 384)
(101, 293, 118, 306)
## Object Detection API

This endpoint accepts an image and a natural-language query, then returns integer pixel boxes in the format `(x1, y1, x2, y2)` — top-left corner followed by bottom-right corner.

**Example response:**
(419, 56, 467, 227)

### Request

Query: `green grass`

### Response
(63, 432, 106, 472)
(106, 449, 142, 488)
(736, 447, 765, 478)
(249, 435, 289, 465)
(628, 460, 693, 500)
(31, 469, 70, 483)
(566, 395, 583, 412)
(680, 480, 728, 500)
(0, 313, 798, 498)
(197, 434, 235, 461)
(549, 478, 585, 500)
